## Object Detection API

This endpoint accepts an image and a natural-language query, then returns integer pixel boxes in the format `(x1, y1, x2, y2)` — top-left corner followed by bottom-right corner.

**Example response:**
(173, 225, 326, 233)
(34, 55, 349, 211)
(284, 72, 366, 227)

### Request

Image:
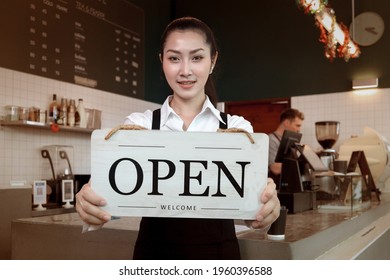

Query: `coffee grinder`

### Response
(315, 121, 340, 199)
(316, 121, 340, 159)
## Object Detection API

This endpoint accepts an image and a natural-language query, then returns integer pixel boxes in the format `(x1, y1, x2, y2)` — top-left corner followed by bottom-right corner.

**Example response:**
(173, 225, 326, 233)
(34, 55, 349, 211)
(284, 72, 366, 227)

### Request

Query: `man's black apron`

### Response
(268, 132, 282, 189)
(132, 109, 241, 260)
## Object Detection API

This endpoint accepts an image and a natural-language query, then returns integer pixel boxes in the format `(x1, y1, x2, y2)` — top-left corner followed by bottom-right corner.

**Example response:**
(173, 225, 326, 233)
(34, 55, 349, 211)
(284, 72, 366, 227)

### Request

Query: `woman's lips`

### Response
(177, 80, 195, 88)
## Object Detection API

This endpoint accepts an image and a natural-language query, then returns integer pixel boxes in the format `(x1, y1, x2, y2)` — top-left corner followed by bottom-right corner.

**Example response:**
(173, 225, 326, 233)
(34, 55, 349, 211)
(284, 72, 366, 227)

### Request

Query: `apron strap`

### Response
(219, 112, 228, 129)
(152, 108, 161, 130)
(152, 109, 228, 130)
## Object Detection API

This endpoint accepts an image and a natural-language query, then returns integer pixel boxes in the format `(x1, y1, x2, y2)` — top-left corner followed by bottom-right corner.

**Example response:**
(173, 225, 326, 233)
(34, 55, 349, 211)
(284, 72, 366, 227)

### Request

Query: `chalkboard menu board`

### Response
(0, 0, 144, 99)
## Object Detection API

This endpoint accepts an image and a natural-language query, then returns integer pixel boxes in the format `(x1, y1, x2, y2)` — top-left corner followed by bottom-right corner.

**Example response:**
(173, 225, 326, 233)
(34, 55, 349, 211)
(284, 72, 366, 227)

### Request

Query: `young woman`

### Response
(76, 17, 280, 260)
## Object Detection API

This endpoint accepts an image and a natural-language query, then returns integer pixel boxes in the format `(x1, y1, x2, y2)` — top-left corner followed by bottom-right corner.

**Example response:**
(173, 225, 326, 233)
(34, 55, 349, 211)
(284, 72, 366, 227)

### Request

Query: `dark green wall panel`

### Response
(131, 0, 390, 104)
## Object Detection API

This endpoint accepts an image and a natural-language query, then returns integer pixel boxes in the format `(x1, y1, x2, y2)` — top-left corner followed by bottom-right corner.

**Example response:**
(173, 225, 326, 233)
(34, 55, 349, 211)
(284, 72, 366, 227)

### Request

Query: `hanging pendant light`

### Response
(297, 0, 360, 61)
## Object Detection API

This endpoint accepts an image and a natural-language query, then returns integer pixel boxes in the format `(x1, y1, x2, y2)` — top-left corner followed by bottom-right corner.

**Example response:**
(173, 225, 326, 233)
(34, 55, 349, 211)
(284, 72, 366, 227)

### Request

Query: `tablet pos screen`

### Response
(274, 130, 302, 163)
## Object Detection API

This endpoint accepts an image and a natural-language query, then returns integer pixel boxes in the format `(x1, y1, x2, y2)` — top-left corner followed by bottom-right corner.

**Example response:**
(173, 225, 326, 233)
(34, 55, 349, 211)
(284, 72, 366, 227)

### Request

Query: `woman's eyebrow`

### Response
(165, 48, 205, 54)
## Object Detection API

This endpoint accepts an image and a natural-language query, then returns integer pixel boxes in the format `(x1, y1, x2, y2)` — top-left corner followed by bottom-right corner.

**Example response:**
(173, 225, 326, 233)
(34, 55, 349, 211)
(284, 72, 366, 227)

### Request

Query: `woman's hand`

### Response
(246, 178, 280, 229)
(76, 181, 111, 226)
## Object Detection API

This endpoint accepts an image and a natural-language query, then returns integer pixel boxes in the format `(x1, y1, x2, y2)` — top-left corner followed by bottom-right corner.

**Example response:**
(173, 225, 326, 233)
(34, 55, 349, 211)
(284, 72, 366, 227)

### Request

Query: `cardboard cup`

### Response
(267, 206, 288, 240)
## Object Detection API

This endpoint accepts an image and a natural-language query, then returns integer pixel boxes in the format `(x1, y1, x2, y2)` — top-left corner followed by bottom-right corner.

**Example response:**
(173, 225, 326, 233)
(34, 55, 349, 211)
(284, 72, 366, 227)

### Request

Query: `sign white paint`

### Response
(91, 129, 269, 219)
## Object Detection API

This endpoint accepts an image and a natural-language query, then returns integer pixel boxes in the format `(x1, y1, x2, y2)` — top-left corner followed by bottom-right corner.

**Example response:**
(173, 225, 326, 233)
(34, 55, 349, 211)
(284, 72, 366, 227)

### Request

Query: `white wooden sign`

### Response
(91, 129, 269, 219)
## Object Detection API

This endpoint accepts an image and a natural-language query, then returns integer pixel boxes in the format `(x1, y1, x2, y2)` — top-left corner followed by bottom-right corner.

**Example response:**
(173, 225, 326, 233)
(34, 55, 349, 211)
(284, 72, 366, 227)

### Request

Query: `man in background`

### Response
(268, 108, 305, 180)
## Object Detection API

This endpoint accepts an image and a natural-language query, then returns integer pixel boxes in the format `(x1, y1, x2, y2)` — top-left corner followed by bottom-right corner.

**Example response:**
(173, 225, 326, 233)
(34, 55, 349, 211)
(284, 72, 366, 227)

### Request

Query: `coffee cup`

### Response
(267, 206, 288, 240)
(331, 160, 348, 174)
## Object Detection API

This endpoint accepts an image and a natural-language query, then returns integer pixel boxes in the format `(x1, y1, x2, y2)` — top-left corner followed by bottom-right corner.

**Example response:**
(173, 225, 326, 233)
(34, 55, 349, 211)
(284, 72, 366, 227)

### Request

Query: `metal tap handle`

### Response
(41, 149, 56, 180)
(59, 150, 73, 176)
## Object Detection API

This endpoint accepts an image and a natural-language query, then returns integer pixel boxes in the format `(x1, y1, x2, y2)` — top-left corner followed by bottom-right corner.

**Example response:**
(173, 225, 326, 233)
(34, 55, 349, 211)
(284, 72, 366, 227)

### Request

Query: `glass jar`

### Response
(5, 105, 20, 121)
(19, 107, 28, 121)
(28, 107, 40, 122)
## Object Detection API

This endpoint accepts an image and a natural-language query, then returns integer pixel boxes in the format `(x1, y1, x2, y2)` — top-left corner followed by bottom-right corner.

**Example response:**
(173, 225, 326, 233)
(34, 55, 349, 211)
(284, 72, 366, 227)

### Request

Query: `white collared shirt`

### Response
(124, 95, 253, 132)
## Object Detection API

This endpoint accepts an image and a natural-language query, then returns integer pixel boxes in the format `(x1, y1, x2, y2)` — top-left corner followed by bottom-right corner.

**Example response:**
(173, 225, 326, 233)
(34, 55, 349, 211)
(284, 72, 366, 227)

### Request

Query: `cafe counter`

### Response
(11, 193, 390, 260)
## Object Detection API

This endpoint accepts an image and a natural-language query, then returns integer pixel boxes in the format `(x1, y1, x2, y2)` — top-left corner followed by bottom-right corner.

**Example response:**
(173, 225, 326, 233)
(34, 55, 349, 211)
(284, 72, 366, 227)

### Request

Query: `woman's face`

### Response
(161, 30, 214, 102)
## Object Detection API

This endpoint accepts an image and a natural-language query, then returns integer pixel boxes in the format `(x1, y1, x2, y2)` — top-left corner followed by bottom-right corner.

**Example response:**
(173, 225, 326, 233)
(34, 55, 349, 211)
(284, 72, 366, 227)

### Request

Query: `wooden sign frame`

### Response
(347, 150, 380, 201)
(91, 129, 269, 219)
(339, 150, 381, 204)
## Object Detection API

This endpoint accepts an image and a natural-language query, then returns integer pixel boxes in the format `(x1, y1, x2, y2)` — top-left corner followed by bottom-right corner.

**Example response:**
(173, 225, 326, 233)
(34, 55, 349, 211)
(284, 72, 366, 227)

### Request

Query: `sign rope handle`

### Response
(217, 128, 255, 144)
(104, 124, 147, 140)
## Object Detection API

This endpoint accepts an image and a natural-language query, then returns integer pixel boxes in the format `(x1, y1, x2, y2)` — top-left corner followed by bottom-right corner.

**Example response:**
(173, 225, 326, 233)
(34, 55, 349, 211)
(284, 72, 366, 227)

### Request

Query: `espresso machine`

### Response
(40, 145, 74, 207)
(315, 121, 340, 199)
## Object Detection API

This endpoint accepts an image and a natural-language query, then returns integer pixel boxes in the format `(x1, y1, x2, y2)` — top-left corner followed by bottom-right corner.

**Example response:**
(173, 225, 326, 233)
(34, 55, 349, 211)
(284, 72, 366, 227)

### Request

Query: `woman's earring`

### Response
(210, 65, 214, 74)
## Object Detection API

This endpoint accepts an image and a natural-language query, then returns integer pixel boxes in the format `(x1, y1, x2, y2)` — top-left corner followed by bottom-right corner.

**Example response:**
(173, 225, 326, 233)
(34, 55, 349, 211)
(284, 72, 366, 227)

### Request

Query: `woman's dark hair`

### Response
(160, 17, 219, 106)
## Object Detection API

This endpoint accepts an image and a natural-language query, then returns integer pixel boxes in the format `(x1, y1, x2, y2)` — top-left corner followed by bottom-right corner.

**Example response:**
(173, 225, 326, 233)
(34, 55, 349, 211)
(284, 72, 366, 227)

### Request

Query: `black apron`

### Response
(268, 132, 281, 189)
(132, 109, 241, 260)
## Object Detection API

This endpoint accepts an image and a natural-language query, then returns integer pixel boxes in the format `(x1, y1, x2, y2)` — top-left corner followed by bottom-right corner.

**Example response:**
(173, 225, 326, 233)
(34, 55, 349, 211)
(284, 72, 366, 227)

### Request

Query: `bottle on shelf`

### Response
(48, 94, 59, 124)
(67, 99, 76, 127)
(75, 98, 87, 128)
(58, 98, 68, 126)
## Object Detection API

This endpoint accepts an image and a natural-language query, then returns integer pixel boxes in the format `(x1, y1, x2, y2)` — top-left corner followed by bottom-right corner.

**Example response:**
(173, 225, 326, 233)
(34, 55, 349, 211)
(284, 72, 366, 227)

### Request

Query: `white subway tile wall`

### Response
(0, 67, 160, 187)
(292, 89, 390, 152)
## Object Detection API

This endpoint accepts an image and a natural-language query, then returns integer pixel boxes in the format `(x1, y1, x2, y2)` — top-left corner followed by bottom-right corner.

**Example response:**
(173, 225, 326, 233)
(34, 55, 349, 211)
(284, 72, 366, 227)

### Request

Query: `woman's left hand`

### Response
(246, 178, 280, 229)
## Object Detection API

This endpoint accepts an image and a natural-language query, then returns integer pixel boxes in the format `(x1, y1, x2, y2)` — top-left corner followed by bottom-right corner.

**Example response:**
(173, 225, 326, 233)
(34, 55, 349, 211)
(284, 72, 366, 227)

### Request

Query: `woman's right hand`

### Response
(75, 181, 111, 226)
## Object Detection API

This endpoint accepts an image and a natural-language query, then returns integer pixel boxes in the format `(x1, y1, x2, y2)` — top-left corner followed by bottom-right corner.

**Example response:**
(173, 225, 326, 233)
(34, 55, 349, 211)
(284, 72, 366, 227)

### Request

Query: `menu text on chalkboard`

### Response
(0, 0, 144, 99)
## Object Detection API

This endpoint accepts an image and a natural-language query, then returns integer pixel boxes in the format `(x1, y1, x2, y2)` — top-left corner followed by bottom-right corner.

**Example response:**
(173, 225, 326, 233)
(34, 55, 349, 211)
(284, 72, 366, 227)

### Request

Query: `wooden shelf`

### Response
(0, 120, 94, 134)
